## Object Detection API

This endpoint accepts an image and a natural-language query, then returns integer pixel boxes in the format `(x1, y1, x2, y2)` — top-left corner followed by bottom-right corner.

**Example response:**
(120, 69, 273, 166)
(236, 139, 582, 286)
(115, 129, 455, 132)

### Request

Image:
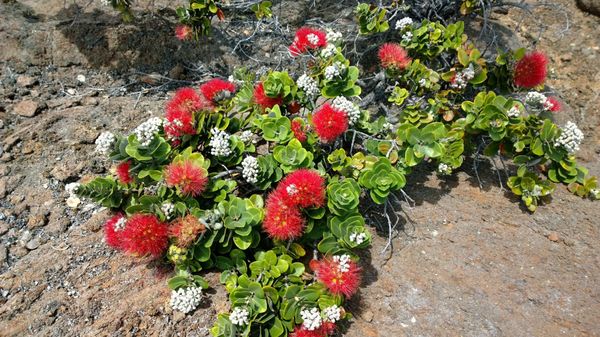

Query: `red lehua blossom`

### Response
(169, 215, 207, 248)
(165, 160, 208, 197)
(263, 189, 306, 240)
(291, 119, 307, 142)
(104, 213, 126, 249)
(290, 323, 336, 337)
(315, 256, 361, 298)
(279, 169, 326, 208)
(289, 27, 327, 57)
(253, 82, 283, 110)
(312, 103, 348, 143)
(199, 78, 236, 106)
(546, 96, 561, 112)
(116, 161, 133, 184)
(513, 51, 548, 88)
(175, 25, 193, 41)
(165, 87, 202, 138)
(378, 43, 411, 70)
(120, 214, 169, 257)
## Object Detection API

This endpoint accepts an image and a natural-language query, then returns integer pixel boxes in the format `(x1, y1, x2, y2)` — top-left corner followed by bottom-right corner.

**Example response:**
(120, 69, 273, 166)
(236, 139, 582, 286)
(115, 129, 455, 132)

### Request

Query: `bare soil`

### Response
(0, 1, 599, 336)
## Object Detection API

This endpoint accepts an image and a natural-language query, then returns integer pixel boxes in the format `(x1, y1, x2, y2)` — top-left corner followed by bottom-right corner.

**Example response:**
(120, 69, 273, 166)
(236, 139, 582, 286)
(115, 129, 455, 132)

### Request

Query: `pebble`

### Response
(76, 74, 86, 83)
(66, 196, 81, 209)
(19, 230, 32, 246)
(16, 75, 37, 88)
(547, 232, 560, 242)
(26, 238, 40, 250)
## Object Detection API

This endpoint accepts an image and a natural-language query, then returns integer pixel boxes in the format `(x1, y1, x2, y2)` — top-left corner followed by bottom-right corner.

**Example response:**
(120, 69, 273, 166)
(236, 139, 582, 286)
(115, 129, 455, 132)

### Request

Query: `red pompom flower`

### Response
(175, 25, 193, 41)
(116, 161, 133, 184)
(513, 51, 548, 88)
(165, 159, 208, 197)
(120, 214, 169, 257)
(378, 43, 411, 71)
(289, 27, 327, 56)
(199, 78, 236, 107)
(169, 215, 207, 248)
(290, 323, 336, 337)
(278, 169, 326, 208)
(291, 119, 307, 142)
(315, 255, 361, 298)
(263, 189, 306, 240)
(312, 103, 348, 143)
(253, 82, 283, 110)
(165, 87, 203, 139)
(546, 96, 561, 112)
(104, 213, 126, 249)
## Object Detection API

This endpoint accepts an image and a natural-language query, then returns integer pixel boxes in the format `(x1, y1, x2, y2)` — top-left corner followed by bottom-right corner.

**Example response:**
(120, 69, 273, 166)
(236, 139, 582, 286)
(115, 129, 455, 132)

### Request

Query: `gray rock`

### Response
(577, 0, 600, 16)
(26, 238, 40, 250)
(19, 230, 32, 246)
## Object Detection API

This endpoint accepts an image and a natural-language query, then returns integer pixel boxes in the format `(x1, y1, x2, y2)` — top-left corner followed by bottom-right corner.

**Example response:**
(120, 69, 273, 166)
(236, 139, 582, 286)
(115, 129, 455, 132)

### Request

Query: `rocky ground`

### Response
(0, 0, 599, 336)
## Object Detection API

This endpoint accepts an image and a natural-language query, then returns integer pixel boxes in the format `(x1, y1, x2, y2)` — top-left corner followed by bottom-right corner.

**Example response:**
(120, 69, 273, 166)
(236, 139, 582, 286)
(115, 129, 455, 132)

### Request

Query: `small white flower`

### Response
(239, 130, 254, 143)
(437, 163, 452, 175)
(242, 156, 259, 184)
(230, 307, 250, 326)
(286, 184, 298, 195)
(65, 182, 81, 196)
(209, 127, 232, 157)
(320, 44, 337, 58)
(322, 305, 341, 323)
(300, 307, 322, 331)
(450, 64, 475, 90)
(507, 105, 521, 118)
(101, 0, 111, 6)
(402, 31, 413, 42)
(418, 78, 427, 87)
(324, 62, 346, 81)
(307, 33, 320, 47)
(333, 254, 351, 273)
(161, 202, 175, 220)
(297, 74, 320, 98)
(95, 131, 116, 155)
(326, 30, 343, 44)
(170, 287, 203, 314)
(382, 122, 393, 131)
(332, 96, 361, 126)
(554, 121, 584, 154)
(133, 117, 164, 147)
(395, 17, 413, 31)
(349, 232, 367, 245)
(525, 91, 555, 112)
(531, 185, 543, 197)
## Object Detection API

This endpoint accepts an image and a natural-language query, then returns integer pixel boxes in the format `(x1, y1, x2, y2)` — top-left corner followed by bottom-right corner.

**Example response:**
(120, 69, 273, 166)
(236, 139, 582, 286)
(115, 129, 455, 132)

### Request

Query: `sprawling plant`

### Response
(75, 11, 596, 337)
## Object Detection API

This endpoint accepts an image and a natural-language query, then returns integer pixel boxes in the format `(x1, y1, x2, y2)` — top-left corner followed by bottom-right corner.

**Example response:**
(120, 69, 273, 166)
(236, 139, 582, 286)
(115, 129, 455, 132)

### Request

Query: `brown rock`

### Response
(27, 213, 47, 229)
(16, 75, 37, 88)
(577, 0, 600, 17)
(169, 64, 185, 80)
(0, 179, 6, 198)
(13, 100, 41, 117)
(10, 245, 29, 258)
(84, 210, 110, 232)
(547, 232, 560, 242)
(0, 221, 9, 235)
(0, 244, 7, 264)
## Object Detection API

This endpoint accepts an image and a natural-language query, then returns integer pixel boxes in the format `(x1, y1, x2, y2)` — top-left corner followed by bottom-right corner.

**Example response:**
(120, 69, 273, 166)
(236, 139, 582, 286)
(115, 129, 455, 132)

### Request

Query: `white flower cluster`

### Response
(242, 156, 259, 184)
(201, 209, 223, 230)
(402, 31, 413, 42)
(161, 202, 175, 220)
(65, 182, 80, 196)
(230, 307, 250, 326)
(333, 254, 351, 273)
(326, 30, 343, 44)
(286, 184, 298, 195)
(133, 117, 164, 146)
(450, 64, 475, 90)
(324, 62, 346, 81)
(437, 163, 452, 175)
(322, 305, 341, 323)
(101, 0, 110, 6)
(349, 232, 367, 245)
(320, 44, 338, 58)
(95, 131, 116, 155)
(418, 78, 427, 87)
(300, 307, 322, 331)
(332, 96, 361, 125)
(507, 104, 522, 118)
(209, 127, 232, 157)
(382, 122, 394, 131)
(396, 17, 413, 30)
(297, 74, 320, 98)
(307, 33, 320, 46)
(239, 130, 255, 143)
(170, 287, 202, 314)
(554, 121, 584, 154)
(525, 91, 555, 111)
